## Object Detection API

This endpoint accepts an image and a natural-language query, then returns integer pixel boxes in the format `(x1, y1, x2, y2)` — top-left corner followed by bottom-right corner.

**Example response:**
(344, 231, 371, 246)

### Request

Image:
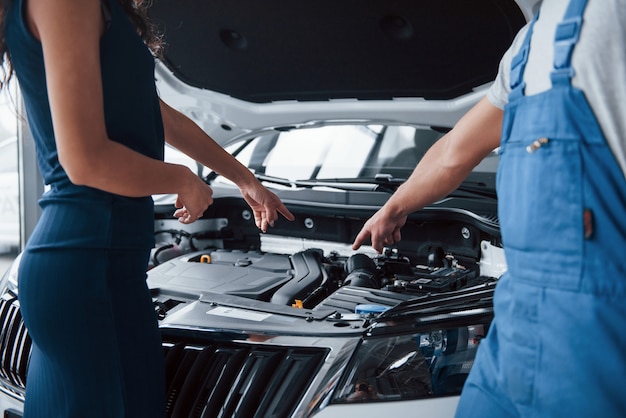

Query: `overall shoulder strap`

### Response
(551, 0, 589, 86)
(509, 12, 539, 101)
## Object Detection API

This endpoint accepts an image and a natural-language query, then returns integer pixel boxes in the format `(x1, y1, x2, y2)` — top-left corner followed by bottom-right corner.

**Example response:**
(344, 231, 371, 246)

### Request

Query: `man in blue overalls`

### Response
(352, 0, 626, 416)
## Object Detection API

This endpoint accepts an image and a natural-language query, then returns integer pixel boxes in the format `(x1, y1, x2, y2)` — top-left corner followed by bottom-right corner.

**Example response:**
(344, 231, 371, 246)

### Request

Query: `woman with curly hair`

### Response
(1, 0, 294, 416)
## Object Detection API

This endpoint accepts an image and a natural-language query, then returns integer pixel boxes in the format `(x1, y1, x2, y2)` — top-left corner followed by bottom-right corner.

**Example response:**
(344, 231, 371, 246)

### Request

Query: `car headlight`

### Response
(331, 323, 488, 404)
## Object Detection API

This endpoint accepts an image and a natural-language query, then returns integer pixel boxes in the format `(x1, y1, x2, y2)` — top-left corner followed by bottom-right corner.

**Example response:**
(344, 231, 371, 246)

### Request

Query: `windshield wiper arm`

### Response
(294, 176, 497, 198)
(294, 175, 404, 193)
(253, 173, 297, 187)
(254, 173, 388, 191)
(258, 174, 496, 198)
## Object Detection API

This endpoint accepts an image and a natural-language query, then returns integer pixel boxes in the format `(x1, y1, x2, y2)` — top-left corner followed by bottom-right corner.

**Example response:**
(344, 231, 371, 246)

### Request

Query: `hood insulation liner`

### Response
(149, 0, 526, 103)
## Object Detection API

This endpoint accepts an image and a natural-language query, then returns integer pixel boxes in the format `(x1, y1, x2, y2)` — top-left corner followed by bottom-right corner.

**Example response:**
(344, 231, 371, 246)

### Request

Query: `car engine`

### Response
(148, 217, 499, 315)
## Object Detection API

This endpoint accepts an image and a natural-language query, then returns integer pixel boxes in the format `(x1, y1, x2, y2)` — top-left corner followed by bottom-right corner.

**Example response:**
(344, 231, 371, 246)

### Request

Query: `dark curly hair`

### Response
(0, 0, 163, 90)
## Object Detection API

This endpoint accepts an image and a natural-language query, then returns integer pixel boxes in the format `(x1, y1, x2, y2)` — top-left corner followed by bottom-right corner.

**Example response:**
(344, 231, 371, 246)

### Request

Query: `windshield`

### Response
(227, 125, 451, 183)
(170, 123, 499, 189)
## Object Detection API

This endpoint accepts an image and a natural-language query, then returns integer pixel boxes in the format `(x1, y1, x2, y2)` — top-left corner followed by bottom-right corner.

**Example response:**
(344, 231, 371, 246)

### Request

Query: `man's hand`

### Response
(352, 205, 407, 253)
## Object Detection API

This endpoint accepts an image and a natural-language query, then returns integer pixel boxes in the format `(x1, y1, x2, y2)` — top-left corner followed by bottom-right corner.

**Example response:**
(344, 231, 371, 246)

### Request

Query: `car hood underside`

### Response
(149, 0, 527, 103)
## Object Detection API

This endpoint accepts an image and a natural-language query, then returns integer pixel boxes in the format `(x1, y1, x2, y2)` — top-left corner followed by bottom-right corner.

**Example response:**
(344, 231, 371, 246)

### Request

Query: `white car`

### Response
(0, 1, 539, 417)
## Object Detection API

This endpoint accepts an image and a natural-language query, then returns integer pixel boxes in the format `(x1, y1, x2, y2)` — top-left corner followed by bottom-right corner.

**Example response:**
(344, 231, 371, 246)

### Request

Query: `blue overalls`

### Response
(456, 0, 626, 416)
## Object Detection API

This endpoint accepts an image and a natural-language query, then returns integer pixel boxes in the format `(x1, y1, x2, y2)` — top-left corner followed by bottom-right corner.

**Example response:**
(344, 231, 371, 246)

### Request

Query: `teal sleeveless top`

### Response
(5, 0, 164, 249)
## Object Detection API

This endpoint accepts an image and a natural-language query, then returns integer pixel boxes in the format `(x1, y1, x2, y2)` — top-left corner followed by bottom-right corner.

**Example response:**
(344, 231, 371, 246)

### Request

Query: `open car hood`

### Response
(150, 0, 538, 145)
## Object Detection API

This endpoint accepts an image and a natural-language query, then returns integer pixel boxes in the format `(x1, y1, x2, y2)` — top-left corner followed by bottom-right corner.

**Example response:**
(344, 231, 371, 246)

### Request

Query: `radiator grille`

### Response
(0, 295, 328, 417)
(0, 294, 31, 398)
(163, 340, 327, 418)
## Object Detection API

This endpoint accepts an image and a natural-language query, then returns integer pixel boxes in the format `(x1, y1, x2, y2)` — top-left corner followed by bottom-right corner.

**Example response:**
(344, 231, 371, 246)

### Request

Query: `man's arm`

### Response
(352, 97, 504, 253)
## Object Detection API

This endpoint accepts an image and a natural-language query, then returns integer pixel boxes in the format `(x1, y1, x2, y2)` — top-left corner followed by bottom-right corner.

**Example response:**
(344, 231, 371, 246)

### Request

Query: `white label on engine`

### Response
(206, 306, 271, 322)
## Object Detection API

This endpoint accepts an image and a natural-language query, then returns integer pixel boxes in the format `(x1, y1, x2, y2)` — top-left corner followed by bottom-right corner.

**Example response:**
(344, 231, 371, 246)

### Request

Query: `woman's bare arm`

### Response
(27, 0, 213, 223)
(160, 99, 294, 231)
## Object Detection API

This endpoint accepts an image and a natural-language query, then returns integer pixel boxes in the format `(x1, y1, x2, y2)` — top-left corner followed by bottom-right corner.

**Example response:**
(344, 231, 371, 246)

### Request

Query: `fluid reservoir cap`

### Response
(235, 258, 252, 267)
(355, 304, 390, 315)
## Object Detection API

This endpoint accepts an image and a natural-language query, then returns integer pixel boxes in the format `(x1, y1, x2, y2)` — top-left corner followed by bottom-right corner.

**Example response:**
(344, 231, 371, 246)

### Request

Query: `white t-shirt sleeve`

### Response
(486, 24, 530, 110)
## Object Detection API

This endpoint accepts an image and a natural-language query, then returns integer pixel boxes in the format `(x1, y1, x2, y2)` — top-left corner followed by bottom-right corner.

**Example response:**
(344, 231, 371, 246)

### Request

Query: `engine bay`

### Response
(148, 216, 503, 315)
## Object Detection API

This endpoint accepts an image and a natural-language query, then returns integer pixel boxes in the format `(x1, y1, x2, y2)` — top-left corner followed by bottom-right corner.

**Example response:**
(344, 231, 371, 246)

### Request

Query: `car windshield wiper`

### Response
(294, 176, 497, 199)
(253, 173, 381, 191)
(253, 173, 296, 187)
(293, 175, 405, 193)
(251, 173, 402, 192)
(254, 173, 496, 198)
